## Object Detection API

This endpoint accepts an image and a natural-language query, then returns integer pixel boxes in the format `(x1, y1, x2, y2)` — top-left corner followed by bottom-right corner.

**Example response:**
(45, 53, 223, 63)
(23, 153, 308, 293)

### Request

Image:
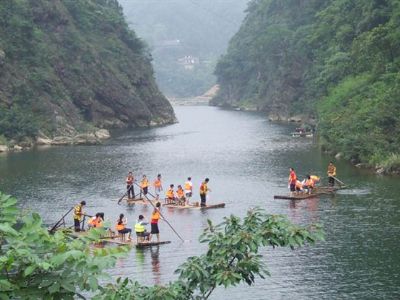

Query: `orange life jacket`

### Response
(184, 181, 192, 191)
(116, 222, 125, 231)
(154, 179, 162, 188)
(151, 210, 160, 224)
(177, 188, 185, 198)
(166, 188, 174, 199)
(310, 175, 320, 182)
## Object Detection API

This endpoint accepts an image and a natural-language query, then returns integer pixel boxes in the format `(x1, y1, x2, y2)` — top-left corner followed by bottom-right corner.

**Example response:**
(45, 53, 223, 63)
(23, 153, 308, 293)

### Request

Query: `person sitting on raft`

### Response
(176, 185, 186, 205)
(303, 175, 315, 194)
(165, 184, 176, 204)
(88, 213, 104, 229)
(116, 213, 132, 241)
(135, 215, 150, 242)
(295, 180, 303, 194)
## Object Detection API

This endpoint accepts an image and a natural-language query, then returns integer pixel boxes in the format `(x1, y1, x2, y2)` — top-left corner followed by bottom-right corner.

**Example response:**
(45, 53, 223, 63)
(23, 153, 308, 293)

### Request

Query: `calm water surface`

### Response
(0, 106, 399, 299)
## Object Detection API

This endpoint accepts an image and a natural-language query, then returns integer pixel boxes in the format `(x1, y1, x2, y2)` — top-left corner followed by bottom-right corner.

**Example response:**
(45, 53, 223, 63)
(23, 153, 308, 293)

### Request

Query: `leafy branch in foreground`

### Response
(0, 192, 323, 300)
(97, 209, 323, 300)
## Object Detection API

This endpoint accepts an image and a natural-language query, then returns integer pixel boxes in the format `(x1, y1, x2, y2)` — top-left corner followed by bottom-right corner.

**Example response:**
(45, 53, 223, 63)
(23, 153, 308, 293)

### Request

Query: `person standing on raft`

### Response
(73, 201, 86, 232)
(150, 202, 161, 242)
(288, 168, 297, 195)
(184, 177, 193, 205)
(153, 174, 163, 199)
(140, 175, 149, 197)
(327, 162, 337, 187)
(200, 178, 210, 207)
(126, 171, 135, 199)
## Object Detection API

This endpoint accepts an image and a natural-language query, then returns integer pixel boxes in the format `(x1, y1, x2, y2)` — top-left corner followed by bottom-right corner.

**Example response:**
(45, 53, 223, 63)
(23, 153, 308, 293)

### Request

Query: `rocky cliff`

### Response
(0, 0, 175, 145)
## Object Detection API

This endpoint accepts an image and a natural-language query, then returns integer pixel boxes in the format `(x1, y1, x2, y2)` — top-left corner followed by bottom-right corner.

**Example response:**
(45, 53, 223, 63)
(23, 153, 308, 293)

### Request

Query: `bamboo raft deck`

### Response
(118, 196, 158, 205)
(274, 186, 343, 200)
(104, 239, 171, 248)
(163, 202, 226, 210)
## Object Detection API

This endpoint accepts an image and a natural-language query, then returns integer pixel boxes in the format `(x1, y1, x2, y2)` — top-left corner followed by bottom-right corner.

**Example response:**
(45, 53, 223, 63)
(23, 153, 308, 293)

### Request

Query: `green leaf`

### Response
(24, 265, 36, 277)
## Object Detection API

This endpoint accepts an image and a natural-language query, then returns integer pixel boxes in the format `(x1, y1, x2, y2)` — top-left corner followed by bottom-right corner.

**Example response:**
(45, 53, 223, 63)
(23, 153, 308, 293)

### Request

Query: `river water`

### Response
(0, 106, 399, 299)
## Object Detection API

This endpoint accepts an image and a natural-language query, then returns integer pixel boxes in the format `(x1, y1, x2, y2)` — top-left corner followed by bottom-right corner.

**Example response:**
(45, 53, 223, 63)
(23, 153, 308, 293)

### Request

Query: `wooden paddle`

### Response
(133, 182, 185, 242)
(48, 207, 74, 233)
(117, 184, 133, 205)
(332, 176, 346, 187)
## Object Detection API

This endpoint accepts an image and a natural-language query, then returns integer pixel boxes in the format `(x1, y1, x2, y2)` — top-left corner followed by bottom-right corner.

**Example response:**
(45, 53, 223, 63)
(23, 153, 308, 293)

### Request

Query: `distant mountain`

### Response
(0, 0, 175, 144)
(119, 0, 248, 97)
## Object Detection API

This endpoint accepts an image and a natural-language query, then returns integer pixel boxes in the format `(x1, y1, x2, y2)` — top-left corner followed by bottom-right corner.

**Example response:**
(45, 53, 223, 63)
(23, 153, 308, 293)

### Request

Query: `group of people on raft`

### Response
(288, 162, 337, 195)
(71, 173, 213, 241)
(126, 172, 211, 207)
(72, 201, 162, 243)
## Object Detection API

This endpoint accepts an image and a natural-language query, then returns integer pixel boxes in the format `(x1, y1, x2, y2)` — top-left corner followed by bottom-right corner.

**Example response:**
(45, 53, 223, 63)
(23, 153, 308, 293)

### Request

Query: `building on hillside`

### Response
(177, 55, 200, 70)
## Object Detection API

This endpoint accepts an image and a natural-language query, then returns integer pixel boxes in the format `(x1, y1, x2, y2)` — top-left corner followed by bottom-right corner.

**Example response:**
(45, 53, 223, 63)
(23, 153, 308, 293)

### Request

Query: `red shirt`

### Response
(289, 171, 297, 184)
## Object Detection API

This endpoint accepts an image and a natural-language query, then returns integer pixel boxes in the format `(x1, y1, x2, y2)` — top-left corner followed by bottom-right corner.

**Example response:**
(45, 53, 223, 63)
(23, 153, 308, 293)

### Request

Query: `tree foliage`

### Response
(213, 0, 400, 168)
(0, 191, 323, 299)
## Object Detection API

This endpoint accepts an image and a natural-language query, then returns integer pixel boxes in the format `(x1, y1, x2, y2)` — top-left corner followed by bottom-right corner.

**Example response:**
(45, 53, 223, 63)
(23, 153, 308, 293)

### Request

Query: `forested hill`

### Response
(213, 0, 400, 171)
(0, 0, 175, 144)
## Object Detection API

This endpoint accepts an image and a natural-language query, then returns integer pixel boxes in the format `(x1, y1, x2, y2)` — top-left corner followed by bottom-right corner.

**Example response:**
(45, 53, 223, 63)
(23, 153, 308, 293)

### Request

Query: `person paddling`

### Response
(73, 201, 86, 232)
(288, 168, 297, 195)
(126, 171, 135, 199)
(140, 175, 149, 197)
(200, 178, 210, 207)
(184, 177, 193, 205)
(153, 174, 163, 199)
(327, 162, 337, 187)
(150, 202, 161, 242)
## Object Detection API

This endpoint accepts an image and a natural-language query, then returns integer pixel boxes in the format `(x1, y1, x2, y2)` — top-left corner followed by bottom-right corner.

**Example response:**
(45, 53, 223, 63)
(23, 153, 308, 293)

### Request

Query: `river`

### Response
(0, 106, 399, 299)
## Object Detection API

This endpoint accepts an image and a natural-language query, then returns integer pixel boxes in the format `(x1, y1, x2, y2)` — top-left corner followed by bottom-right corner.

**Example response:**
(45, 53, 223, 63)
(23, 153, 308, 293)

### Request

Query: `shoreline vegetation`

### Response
(0, 0, 176, 150)
(211, 0, 400, 176)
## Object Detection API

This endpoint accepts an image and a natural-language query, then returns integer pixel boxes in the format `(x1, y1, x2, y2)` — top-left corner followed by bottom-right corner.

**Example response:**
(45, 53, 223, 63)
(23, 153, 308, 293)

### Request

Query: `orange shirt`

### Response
(141, 178, 149, 188)
(154, 179, 162, 188)
(289, 171, 297, 184)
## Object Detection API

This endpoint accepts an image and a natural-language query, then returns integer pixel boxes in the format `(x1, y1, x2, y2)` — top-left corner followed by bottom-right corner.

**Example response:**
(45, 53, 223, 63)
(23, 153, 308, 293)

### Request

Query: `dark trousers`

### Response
(328, 176, 335, 187)
(74, 219, 81, 232)
(127, 185, 134, 198)
(200, 194, 206, 206)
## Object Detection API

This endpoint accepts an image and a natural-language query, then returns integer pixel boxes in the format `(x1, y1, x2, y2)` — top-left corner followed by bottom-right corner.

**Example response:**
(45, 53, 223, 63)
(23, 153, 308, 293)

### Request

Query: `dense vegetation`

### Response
(0, 0, 175, 143)
(0, 191, 323, 299)
(119, 0, 248, 97)
(213, 0, 400, 171)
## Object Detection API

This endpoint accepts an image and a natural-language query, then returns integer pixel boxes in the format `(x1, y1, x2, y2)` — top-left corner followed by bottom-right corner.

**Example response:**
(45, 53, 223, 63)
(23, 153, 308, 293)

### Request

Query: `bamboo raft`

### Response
(68, 231, 171, 247)
(119, 196, 158, 205)
(105, 239, 171, 248)
(274, 186, 343, 200)
(163, 202, 226, 210)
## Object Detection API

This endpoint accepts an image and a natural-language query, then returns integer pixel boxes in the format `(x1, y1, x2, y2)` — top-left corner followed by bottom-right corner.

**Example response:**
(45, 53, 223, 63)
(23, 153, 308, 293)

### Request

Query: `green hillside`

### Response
(0, 0, 175, 144)
(213, 0, 400, 171)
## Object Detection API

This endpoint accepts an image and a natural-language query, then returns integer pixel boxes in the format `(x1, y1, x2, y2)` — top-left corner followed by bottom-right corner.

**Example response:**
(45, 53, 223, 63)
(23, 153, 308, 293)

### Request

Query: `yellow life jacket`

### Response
(200, 182, 208, 195)
(73, 204, 83, 220)
(166, 188, 174, 199)
(141, 178, 149, 188)
(135, 221, 145, 233)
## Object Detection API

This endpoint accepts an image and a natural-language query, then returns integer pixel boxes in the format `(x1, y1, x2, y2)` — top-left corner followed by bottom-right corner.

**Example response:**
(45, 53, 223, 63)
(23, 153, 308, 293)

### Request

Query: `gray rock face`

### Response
(0, 145, 8, 152)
